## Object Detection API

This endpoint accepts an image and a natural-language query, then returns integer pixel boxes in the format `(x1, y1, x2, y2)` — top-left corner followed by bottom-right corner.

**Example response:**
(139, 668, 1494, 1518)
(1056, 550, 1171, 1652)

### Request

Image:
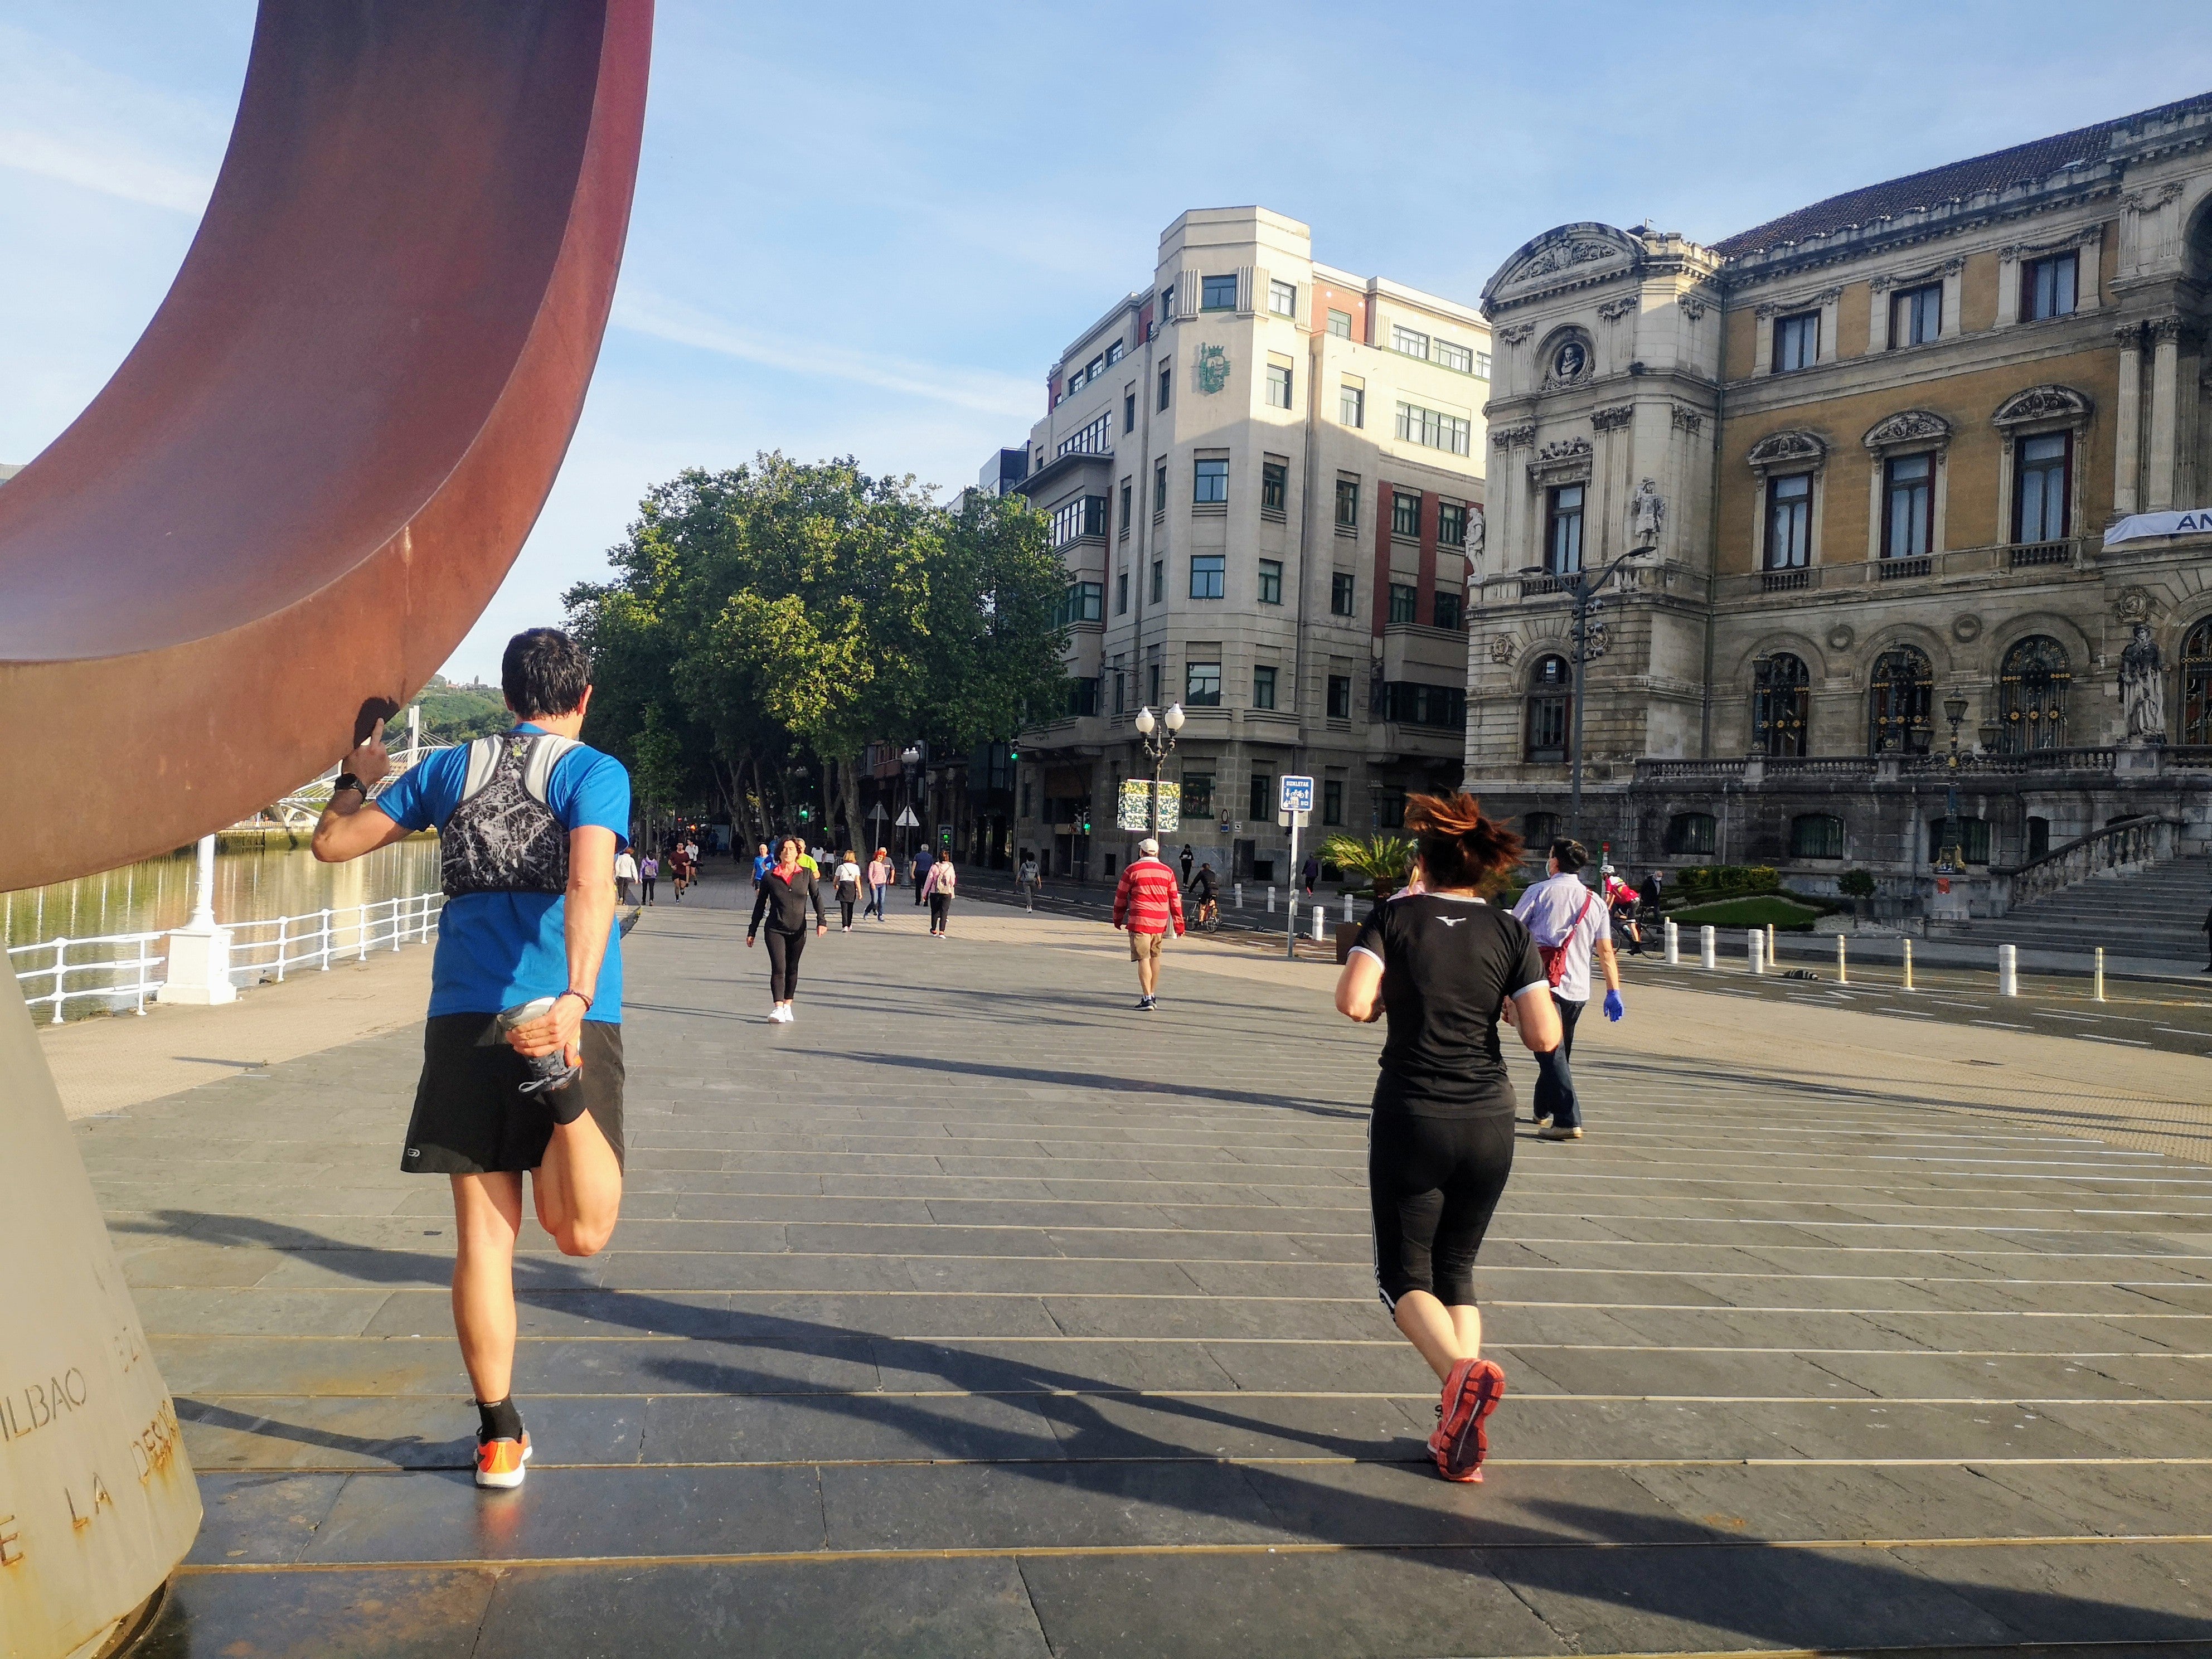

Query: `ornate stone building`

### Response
(1469, 93, 2212, 907)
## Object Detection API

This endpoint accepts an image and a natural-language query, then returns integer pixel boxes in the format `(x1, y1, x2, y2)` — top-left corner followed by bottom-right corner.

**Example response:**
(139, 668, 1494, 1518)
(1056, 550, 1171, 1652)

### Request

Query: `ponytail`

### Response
(1403, 792, 1523, 891)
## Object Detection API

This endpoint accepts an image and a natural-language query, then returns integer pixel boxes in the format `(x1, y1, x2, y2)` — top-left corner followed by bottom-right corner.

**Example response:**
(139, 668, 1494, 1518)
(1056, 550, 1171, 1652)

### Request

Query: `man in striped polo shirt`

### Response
(1112, 837, 1186, 1011)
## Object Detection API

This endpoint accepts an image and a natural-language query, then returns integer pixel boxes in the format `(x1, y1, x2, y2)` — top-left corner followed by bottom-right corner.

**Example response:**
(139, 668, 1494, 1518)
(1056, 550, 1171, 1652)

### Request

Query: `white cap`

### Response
(1138, 838, 1160, 857)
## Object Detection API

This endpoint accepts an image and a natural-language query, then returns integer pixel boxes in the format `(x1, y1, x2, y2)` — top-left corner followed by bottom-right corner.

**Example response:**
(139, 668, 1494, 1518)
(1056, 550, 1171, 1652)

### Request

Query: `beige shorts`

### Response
(1129, 929, 1167, 963)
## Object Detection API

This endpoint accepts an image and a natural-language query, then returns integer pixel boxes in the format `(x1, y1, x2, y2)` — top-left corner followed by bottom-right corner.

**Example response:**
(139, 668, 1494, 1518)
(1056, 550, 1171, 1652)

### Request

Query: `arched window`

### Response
(1752, 653, 1810, 756)
(1666, 813, 1716, 855)
(2184, 620, 2212, 745)
(1525, 654, 1571, 761)
(1998, 636, 2070, 753)
(1790, 814, 1845, 859)
(1867, 647, 1933, 755)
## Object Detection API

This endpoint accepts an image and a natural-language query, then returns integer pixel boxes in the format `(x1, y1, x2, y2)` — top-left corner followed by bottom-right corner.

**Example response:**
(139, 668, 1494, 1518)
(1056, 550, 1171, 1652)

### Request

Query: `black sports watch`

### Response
(333, 773, 368, 797)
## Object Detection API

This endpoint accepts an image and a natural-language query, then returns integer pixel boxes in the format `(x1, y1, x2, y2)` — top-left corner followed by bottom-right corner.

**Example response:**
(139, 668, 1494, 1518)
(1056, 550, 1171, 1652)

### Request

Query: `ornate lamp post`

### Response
(1524, 546, 1640, 843)
(900, 744, 923, 862)
(1133, 703, 1184, 836)
(1936, 696, 1970, 872)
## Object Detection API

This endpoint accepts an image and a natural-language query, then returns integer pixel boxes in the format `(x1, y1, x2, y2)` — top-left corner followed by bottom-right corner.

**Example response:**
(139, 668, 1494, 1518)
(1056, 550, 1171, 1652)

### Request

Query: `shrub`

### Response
(1837, 869, 1877, 899)
(1669, 864, 1779, 904)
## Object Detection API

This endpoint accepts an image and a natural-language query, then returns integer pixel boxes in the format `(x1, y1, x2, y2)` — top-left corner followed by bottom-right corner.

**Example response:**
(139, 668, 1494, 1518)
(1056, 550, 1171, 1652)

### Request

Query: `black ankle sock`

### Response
(477, 1397, 524, 1444)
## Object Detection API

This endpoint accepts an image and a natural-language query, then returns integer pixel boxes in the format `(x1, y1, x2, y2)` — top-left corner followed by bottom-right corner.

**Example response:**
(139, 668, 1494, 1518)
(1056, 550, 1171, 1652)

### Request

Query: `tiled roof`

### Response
(1714, 91, 2212, 258)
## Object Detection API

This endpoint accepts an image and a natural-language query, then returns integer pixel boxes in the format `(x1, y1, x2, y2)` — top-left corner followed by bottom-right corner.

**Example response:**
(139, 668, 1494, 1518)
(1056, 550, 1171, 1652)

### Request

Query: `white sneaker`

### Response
(778, 1005, 795, 1023)
(765, 1007, 784, 1023)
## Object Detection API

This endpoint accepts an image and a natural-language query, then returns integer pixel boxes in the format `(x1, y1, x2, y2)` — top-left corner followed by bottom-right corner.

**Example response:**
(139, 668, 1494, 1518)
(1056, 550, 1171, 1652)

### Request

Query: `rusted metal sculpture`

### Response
(0, 4, 651, 1653)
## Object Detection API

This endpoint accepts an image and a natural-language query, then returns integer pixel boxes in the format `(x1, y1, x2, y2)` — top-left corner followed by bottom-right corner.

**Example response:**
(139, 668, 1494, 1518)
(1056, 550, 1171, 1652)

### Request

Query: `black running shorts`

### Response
(1367, 1094, 1514, 1311)
(401, 1015, 626, 1175)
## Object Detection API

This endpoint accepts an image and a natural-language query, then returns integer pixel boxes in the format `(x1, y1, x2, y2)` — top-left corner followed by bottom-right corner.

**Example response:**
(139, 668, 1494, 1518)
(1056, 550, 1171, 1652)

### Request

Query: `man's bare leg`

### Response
(533, 1109, 623, 1258)
(452, 1173, 524, 1401)
(1136, 952, 1159, 998)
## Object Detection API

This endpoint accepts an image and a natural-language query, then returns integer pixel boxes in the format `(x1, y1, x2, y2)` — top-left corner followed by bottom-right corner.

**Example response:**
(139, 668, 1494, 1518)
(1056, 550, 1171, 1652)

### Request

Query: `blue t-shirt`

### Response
(751, 853, 770, 882)
(375, 726, 630, 1022)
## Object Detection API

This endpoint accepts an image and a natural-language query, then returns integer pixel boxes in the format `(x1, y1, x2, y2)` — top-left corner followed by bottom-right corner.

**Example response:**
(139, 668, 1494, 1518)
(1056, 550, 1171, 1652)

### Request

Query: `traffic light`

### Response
(1080, 818, 1091, 835)
(798, 806, 811, 822)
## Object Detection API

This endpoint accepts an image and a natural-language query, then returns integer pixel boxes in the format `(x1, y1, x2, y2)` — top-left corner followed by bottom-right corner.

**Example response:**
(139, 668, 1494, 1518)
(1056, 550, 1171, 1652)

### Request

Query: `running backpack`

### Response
(1538, 892, 1597, 989)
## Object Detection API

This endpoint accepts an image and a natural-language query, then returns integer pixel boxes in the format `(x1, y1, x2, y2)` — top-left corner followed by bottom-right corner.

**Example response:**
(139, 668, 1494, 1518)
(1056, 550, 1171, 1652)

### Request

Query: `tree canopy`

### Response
(565, 454, 1068, 843)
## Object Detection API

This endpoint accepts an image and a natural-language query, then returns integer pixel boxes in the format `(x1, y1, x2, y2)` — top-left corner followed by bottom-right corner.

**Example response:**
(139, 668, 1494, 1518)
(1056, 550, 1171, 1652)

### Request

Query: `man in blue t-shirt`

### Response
(312, 628, 629, 1492)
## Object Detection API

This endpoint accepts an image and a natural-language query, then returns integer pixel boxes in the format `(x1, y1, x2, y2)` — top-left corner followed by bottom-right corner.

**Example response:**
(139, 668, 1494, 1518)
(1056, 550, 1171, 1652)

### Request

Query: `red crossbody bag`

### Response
(1539, 892, 1597, 988)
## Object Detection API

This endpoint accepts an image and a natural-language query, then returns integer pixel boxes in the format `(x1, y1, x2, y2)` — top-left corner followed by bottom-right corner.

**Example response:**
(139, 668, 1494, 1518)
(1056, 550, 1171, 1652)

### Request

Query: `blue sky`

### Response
(6, 2, 2211, 682)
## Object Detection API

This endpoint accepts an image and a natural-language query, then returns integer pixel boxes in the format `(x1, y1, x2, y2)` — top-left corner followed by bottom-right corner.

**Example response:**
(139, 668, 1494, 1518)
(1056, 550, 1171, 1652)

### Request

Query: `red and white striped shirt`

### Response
(1113, 857, 1185, 935)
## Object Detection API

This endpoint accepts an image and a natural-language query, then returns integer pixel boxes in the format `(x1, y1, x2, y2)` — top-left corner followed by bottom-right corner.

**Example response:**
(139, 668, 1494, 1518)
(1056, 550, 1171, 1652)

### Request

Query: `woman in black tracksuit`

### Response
(746, 836, 828, 1023)
(1333, 792, 1561, 1483)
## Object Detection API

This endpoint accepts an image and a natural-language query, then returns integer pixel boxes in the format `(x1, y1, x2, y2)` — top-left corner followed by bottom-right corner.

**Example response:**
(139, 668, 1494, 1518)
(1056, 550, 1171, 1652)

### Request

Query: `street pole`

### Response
(1561, 550, 1638, 847)
(1284, 814, 1301, 960)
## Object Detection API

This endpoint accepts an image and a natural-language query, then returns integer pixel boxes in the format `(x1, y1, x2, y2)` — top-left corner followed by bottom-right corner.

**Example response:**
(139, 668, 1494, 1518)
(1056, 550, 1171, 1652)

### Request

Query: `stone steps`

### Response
(1932, 853, 2212, 958)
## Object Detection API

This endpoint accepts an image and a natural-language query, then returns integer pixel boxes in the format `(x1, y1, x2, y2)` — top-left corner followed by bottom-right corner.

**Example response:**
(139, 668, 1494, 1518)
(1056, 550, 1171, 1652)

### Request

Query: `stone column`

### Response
(2113, 324, 2143, 517)
(157, 833, 235, 1006)
(2147, 316, 2183, 512)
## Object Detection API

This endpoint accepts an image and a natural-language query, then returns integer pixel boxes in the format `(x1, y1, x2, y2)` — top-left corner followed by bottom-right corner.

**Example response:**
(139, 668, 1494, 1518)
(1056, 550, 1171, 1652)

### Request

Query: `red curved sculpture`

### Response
(0, 0, 653, 892)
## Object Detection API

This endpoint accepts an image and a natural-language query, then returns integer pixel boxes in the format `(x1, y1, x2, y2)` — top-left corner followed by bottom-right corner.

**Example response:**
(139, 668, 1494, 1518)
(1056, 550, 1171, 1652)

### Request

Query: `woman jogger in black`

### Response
(1334, 792, 1561, 1483)
(747, 837, 827, 1023)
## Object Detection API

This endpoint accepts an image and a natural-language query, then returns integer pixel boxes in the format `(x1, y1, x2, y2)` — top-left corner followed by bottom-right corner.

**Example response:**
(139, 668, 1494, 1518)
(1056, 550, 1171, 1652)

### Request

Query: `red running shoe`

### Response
(475, 1428, 532, 1490)
(1428, 1359, 1505, 1482)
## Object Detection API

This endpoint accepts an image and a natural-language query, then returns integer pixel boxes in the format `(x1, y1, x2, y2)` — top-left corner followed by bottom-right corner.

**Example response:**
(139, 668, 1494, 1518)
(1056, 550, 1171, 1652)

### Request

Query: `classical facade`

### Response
(1470, 93, 2212, 909)
(998, 206, 1491, 884)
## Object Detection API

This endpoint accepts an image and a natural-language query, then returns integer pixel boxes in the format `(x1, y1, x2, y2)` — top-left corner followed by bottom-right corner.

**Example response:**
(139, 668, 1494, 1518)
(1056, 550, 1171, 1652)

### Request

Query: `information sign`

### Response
(1278, 774, 1314, 815)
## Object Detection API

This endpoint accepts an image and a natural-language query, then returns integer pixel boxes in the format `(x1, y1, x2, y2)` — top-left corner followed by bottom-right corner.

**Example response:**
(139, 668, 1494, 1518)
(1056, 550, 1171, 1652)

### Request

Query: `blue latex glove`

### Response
(1603, 989, 1626, 1022)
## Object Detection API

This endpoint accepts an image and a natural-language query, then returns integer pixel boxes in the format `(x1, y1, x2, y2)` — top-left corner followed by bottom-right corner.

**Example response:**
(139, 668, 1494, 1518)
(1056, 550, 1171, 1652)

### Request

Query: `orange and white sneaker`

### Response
(1429, 1359, 1505, 1483)
(475, 1429, 532, 1490)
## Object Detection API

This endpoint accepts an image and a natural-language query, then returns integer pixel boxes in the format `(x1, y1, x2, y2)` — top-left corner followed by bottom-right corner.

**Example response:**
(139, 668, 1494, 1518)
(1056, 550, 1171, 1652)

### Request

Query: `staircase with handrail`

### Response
(1932, 816, 2210, 960)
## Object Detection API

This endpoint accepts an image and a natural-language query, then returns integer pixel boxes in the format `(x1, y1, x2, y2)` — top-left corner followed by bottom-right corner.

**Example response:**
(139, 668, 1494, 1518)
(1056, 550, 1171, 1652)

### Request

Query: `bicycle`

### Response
(1195, 896, 1220, 933)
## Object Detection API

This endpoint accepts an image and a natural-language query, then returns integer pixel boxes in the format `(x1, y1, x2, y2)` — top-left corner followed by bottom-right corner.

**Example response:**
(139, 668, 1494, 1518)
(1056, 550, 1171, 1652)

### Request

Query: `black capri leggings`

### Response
(763, 928, 807, 1001)
(840, 897, 856, 927)
(1367, 1102, 1515, 1311)
(929, 893, 952, 933)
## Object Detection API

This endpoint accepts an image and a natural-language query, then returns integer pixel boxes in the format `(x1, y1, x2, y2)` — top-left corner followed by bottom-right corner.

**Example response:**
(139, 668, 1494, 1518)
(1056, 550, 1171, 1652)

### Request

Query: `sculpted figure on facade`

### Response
(1467, 506, 1486, 559)
(2119, 622, 2167, 743)
(1628, 478, 1666, 551)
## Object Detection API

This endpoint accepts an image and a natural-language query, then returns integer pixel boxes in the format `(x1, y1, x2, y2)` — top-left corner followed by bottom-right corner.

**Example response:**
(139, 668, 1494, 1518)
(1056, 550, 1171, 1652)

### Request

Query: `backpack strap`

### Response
(520, 734, 581, 803)
(457, 734, 505, 802)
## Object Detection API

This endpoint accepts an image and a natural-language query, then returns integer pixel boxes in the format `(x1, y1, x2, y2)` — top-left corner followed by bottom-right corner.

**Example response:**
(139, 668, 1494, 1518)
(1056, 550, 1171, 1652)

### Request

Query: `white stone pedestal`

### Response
(158, 924, 236, 1005)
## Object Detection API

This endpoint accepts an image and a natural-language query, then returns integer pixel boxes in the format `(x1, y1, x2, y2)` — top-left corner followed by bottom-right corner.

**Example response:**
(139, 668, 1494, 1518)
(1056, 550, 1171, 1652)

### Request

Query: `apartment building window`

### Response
(1157, 361, 1171, 411)
(1181, 774, 1214, 817)
(1753, 653, 1809, 756)
(1323, 779, 1344, 825)
(1476, 350, 1492, 378)
(1190, 554, 1225, 598)
(1257, 559, 1283, 604)
(1085, 353, 1105, 384)
(1118, 478, 1132, 531)
(1773, 311, 1819, 372)
(1049, 495, 1108, 547)
(1327, 308, 1352, 339)
(1186, 659, 1223, 705)
(1265, 362, 1293, 409)
(1052, 581, 1102, 627)
(1433, 339, 1473, 373)
(1391, 489, 1421, 538)
(1394, 401, 1471, 455)
(1059, 412, 1110, 457)
(1891, 282, 1941, 347)
(1765, 473, 1811, 568)
(1882, 454, 1934, 559)
(1437, 502, 1467, 547)
(1391, 324, 1429, 358)
(1376, 787, 1406, 829)
(1268, 279, 1296, 317)
(1525, 654, 1571, 760)
(1201, 273, 1237, 311)
(1153, 458, 1167, 513)
(1383, 682, 1467, 729)
(1261, 460, 1288, 513)
(2025, 252, 2078, 321)
(1546, 484, 1585, 574)
(1147, 661, 1161, 705)
(1106, 339, 1123, 365)
(1340, 382, 1365, 428)
(1160, 287, 1174, 322)
(1331, 572, 1355, 615)
(1252, 665, 1278, 710)
(1433, 591, 1462, 629)
(1327, 674, 1352, 719)
(2015, 431, 2072, 543)
(1194, 457, 1228, 505)
(1388, 583, 1418, 624)
(1115, 571, 1129, 615)
(1124, 389, 1136, 430)
(1336, 477, 1359, 528)
(1150, 561, 1164, 603)
(1248, 772, 1272, 819)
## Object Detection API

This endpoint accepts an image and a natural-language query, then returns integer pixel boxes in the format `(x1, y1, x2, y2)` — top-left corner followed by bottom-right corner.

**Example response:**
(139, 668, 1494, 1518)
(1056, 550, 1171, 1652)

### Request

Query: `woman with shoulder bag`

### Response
(922, 852, 957, 937)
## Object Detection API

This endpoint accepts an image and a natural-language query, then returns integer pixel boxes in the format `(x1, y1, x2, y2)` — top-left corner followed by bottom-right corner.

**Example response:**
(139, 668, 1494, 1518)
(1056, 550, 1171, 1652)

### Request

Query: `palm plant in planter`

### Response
(1321, 831, 1415, 906)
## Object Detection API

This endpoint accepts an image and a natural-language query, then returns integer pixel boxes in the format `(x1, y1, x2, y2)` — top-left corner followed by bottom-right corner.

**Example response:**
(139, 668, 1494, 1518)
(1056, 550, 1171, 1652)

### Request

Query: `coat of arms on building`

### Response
(1194, 343, 1229, 395)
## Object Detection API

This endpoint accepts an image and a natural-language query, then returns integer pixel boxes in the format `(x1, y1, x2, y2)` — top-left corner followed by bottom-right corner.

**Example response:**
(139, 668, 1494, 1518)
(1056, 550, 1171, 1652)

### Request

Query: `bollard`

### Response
(1699, 925, 1716, 971)
(2094, 946, 2106, 1002)
(1342, 892, 1354, 923)
(1663, 918, 1679, 966)
(1234, 882, 1243, 910)
(1767, 923, 1777, 967)
(1747, 930, 1765, 976)
(1835, 933, 1847, 984)
(1267, 886, 1276, 915)
(1311, 905, 1326, 942)
(1998, 943, 2018, 997)
(1901, 937, 1914, 991)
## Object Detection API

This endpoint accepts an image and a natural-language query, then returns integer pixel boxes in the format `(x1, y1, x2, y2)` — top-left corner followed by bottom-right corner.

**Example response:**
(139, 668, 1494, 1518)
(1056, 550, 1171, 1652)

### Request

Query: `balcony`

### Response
(1476, 559, 1706, 609)
(1711, 536, 2095, 603)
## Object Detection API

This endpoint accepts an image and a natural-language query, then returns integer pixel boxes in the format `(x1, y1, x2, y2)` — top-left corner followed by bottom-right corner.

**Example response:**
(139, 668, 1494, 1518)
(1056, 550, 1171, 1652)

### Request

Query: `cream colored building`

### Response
(1002, 206, 1491, 885)
(1471, 93, 2212, 909)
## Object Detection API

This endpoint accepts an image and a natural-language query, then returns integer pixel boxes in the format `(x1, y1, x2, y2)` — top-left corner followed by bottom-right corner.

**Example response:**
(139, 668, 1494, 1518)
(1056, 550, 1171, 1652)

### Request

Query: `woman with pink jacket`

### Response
(921, 852, 957, 937)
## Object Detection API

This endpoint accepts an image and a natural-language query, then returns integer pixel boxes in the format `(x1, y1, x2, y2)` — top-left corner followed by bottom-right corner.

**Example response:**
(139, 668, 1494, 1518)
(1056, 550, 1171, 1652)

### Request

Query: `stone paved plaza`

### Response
(68, 885, 2212, 1657)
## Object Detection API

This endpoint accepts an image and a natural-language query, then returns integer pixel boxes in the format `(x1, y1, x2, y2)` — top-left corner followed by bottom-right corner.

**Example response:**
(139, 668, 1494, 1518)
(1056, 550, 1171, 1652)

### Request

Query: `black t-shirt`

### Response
(1350, 893, 1547, 1118)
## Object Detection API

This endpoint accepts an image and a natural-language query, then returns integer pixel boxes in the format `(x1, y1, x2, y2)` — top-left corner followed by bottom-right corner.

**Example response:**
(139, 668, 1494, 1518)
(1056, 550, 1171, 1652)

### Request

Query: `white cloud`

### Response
(0, 24, 223, 214)
(612, 289, 1041, 421)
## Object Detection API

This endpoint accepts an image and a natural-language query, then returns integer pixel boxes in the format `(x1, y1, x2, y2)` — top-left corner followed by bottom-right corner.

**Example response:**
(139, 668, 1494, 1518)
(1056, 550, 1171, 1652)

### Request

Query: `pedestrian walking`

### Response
(1178, 843, 1194, 887)
(865, 847, 891, 920)
(1511, 839, 1624, 1142)
(751, 842, 771, 891)
(1331, 791, 1560, 1483)
(912, 843, 934, 906)
(639, 852, 658, 905)
(311, 627, 629, 1490)
(833, 850, 861, 931)
(747, 835, 828, 1022)
(1643, 869, 1666, 929)
(1302, 852, 1320, 897)
(1016, 849, 1042, 911)
(923, 851, 958, 935)
(1112, 837, 1185, 1010)
(613, 846, 637, 905)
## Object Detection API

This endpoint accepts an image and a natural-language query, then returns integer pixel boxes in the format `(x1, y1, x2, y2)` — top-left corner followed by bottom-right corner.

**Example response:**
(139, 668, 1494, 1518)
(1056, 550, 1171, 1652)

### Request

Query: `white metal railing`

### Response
(10, 891, 443, 1024)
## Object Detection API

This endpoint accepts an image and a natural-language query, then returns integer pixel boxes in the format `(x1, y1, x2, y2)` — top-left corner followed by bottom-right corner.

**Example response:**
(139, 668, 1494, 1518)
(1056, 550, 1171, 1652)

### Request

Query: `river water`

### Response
(3, 837, 440, 953)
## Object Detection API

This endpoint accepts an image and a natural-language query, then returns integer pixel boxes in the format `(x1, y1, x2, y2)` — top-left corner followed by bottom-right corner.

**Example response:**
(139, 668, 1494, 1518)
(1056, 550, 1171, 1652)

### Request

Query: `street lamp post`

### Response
(1526, 547, 1640, 845)
(1133, 704, 1184, 837)
(1934, 701, 2002, 874)
(900, 744, 923, 864)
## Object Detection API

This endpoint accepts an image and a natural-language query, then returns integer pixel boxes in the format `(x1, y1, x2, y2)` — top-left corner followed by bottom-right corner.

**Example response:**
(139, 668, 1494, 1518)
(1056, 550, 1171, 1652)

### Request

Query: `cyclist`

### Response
(1600, 864, 1642, 957)
(1188, 861, 1221, 930)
